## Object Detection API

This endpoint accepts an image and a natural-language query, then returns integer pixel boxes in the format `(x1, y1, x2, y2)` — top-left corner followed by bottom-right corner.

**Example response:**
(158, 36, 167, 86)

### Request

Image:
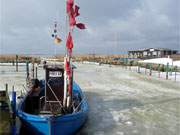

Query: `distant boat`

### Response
(17, 64, 88, 135)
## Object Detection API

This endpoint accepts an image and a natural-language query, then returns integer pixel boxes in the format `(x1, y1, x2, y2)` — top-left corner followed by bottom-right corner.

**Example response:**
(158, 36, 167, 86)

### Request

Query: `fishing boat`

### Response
(17, 64, 88, 135)
(16, 0, 88, 134)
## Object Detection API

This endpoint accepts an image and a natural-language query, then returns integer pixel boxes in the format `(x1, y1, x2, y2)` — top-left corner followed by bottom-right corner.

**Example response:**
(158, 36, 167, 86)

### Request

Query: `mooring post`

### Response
(158, 64, 161, 78)
(5, 83, 8, 92)
(26, 61, 29, 79)
(11, 86, 16, 118)
(11, 85, 16, 135)
(169, 67, 172, 76)
(129, 64, 131, 71)
(125, 58, 128, 70)
(15, 55, 18, 72)
(35, 65, 38, 79)
(12, 60, 15, 66)
(166, 63, 169, 80)
(26, 61, 30, 86)
(138, 63, 140, 73)
(32, 61, 35, 79)
(175, 66, 177, 81)
(149, 64, 152, 76)
(170, 60, 173, 76)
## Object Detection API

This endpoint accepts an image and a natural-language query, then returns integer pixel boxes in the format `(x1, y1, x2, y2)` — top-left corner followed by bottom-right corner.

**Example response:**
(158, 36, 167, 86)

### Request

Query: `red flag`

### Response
(76, 23, 86, 29)
(66, 32, 73, 49)
(66, 0, 74, 13)
(69, 12, 76, 27)
(74, 5, 80, 17)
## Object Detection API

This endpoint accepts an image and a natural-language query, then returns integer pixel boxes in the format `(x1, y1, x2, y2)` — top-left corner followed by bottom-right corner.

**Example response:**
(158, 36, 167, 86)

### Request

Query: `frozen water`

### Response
(0, 63, 180, 135)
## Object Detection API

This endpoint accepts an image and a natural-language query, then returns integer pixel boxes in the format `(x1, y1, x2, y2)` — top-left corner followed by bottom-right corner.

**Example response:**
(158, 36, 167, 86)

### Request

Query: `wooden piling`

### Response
(12, 61, 15, 66)
(175, 66, 177, 81)
(158, 64, 161, 78)
(15, 55, 18, 72)
(149, 64, 152, 76)
(138, 63, 140, 73)
(26, 61, 29, 78)
(5, 83, 8, 92)
(125, 58, 128, 70)
(145, 64, 147, 75)
(32, 61, 35, 79)
(166, 63, 169, 80)
(35, 66, 38, 79)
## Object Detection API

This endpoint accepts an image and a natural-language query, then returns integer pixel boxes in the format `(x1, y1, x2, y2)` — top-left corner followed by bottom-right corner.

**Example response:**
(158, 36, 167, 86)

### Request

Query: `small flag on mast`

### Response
(52, 22, 62, 45)
(54, 36, 62, 44)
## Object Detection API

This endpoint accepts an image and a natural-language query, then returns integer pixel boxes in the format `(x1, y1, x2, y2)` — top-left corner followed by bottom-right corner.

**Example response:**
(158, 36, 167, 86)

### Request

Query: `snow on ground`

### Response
(174, 61, 180, 67)
(139, 58, 180, 67)
(128, 66, 180, 83)
(0, 63, 180, 135)
(74, 63, 180, 135)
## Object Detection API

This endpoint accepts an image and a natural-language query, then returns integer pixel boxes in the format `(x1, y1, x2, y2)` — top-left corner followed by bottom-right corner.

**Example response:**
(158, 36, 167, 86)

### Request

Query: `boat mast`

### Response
(63, 0, 86, 109)
(63, 0, 72, 109)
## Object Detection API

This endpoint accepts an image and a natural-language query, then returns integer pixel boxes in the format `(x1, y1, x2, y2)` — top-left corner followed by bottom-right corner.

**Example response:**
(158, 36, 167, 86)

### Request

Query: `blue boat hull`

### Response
(17, 83, 88, 135)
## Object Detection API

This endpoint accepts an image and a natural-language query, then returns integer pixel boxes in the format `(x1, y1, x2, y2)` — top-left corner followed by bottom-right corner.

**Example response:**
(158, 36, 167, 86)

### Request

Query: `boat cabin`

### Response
(24, 64, 67, 115)
(44, 65, 65, 114)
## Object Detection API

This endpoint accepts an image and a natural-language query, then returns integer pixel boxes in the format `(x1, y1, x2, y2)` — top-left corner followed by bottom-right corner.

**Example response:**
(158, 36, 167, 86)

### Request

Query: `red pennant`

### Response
(74, 5, 80, 17)
(65, 59, 70, 75)
(69, 12, 76, 27)
(66, 0, 74, 13)
(76, 23, 86, 29)
(66, 32, 74, 49)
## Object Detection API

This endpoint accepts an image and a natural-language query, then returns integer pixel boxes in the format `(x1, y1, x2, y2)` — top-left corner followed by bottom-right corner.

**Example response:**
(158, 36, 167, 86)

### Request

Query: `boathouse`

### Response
(128, 48, 178, 59)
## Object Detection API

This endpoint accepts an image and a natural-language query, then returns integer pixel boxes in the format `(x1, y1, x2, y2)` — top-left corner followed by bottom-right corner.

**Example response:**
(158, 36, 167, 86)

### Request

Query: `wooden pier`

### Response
(0, 84, 14, 135)
(0, 85, 10, 134)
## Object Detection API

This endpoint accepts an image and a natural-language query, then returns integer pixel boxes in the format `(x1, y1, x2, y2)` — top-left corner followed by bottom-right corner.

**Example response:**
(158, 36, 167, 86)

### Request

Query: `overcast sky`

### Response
(0, 0, 180, 55)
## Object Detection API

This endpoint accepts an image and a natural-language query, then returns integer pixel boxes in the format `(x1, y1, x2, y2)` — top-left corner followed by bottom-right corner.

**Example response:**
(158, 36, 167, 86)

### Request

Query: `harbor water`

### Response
(0, 63, 180, 135)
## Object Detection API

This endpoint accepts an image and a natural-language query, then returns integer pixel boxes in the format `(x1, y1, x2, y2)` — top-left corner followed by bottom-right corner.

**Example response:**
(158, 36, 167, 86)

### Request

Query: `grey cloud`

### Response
(0, 0, 179, 55)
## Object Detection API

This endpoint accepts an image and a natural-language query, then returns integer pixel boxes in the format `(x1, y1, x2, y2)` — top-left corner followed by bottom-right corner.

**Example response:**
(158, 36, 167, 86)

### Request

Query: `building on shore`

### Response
(128, 48, 178, 59)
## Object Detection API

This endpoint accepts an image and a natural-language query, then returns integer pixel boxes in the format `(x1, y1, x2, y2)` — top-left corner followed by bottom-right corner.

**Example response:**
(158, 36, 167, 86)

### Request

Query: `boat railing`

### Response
(39, 96, 45, 112)
(22, 85, 28, 94)
(46, 82, 63, 108)
(73, 95, 86, 113)
(44, 82, 66, 114)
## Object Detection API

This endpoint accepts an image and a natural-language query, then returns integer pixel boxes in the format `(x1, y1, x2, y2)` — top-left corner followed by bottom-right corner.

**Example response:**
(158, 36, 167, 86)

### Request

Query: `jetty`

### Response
(0, 84, 13, 134)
